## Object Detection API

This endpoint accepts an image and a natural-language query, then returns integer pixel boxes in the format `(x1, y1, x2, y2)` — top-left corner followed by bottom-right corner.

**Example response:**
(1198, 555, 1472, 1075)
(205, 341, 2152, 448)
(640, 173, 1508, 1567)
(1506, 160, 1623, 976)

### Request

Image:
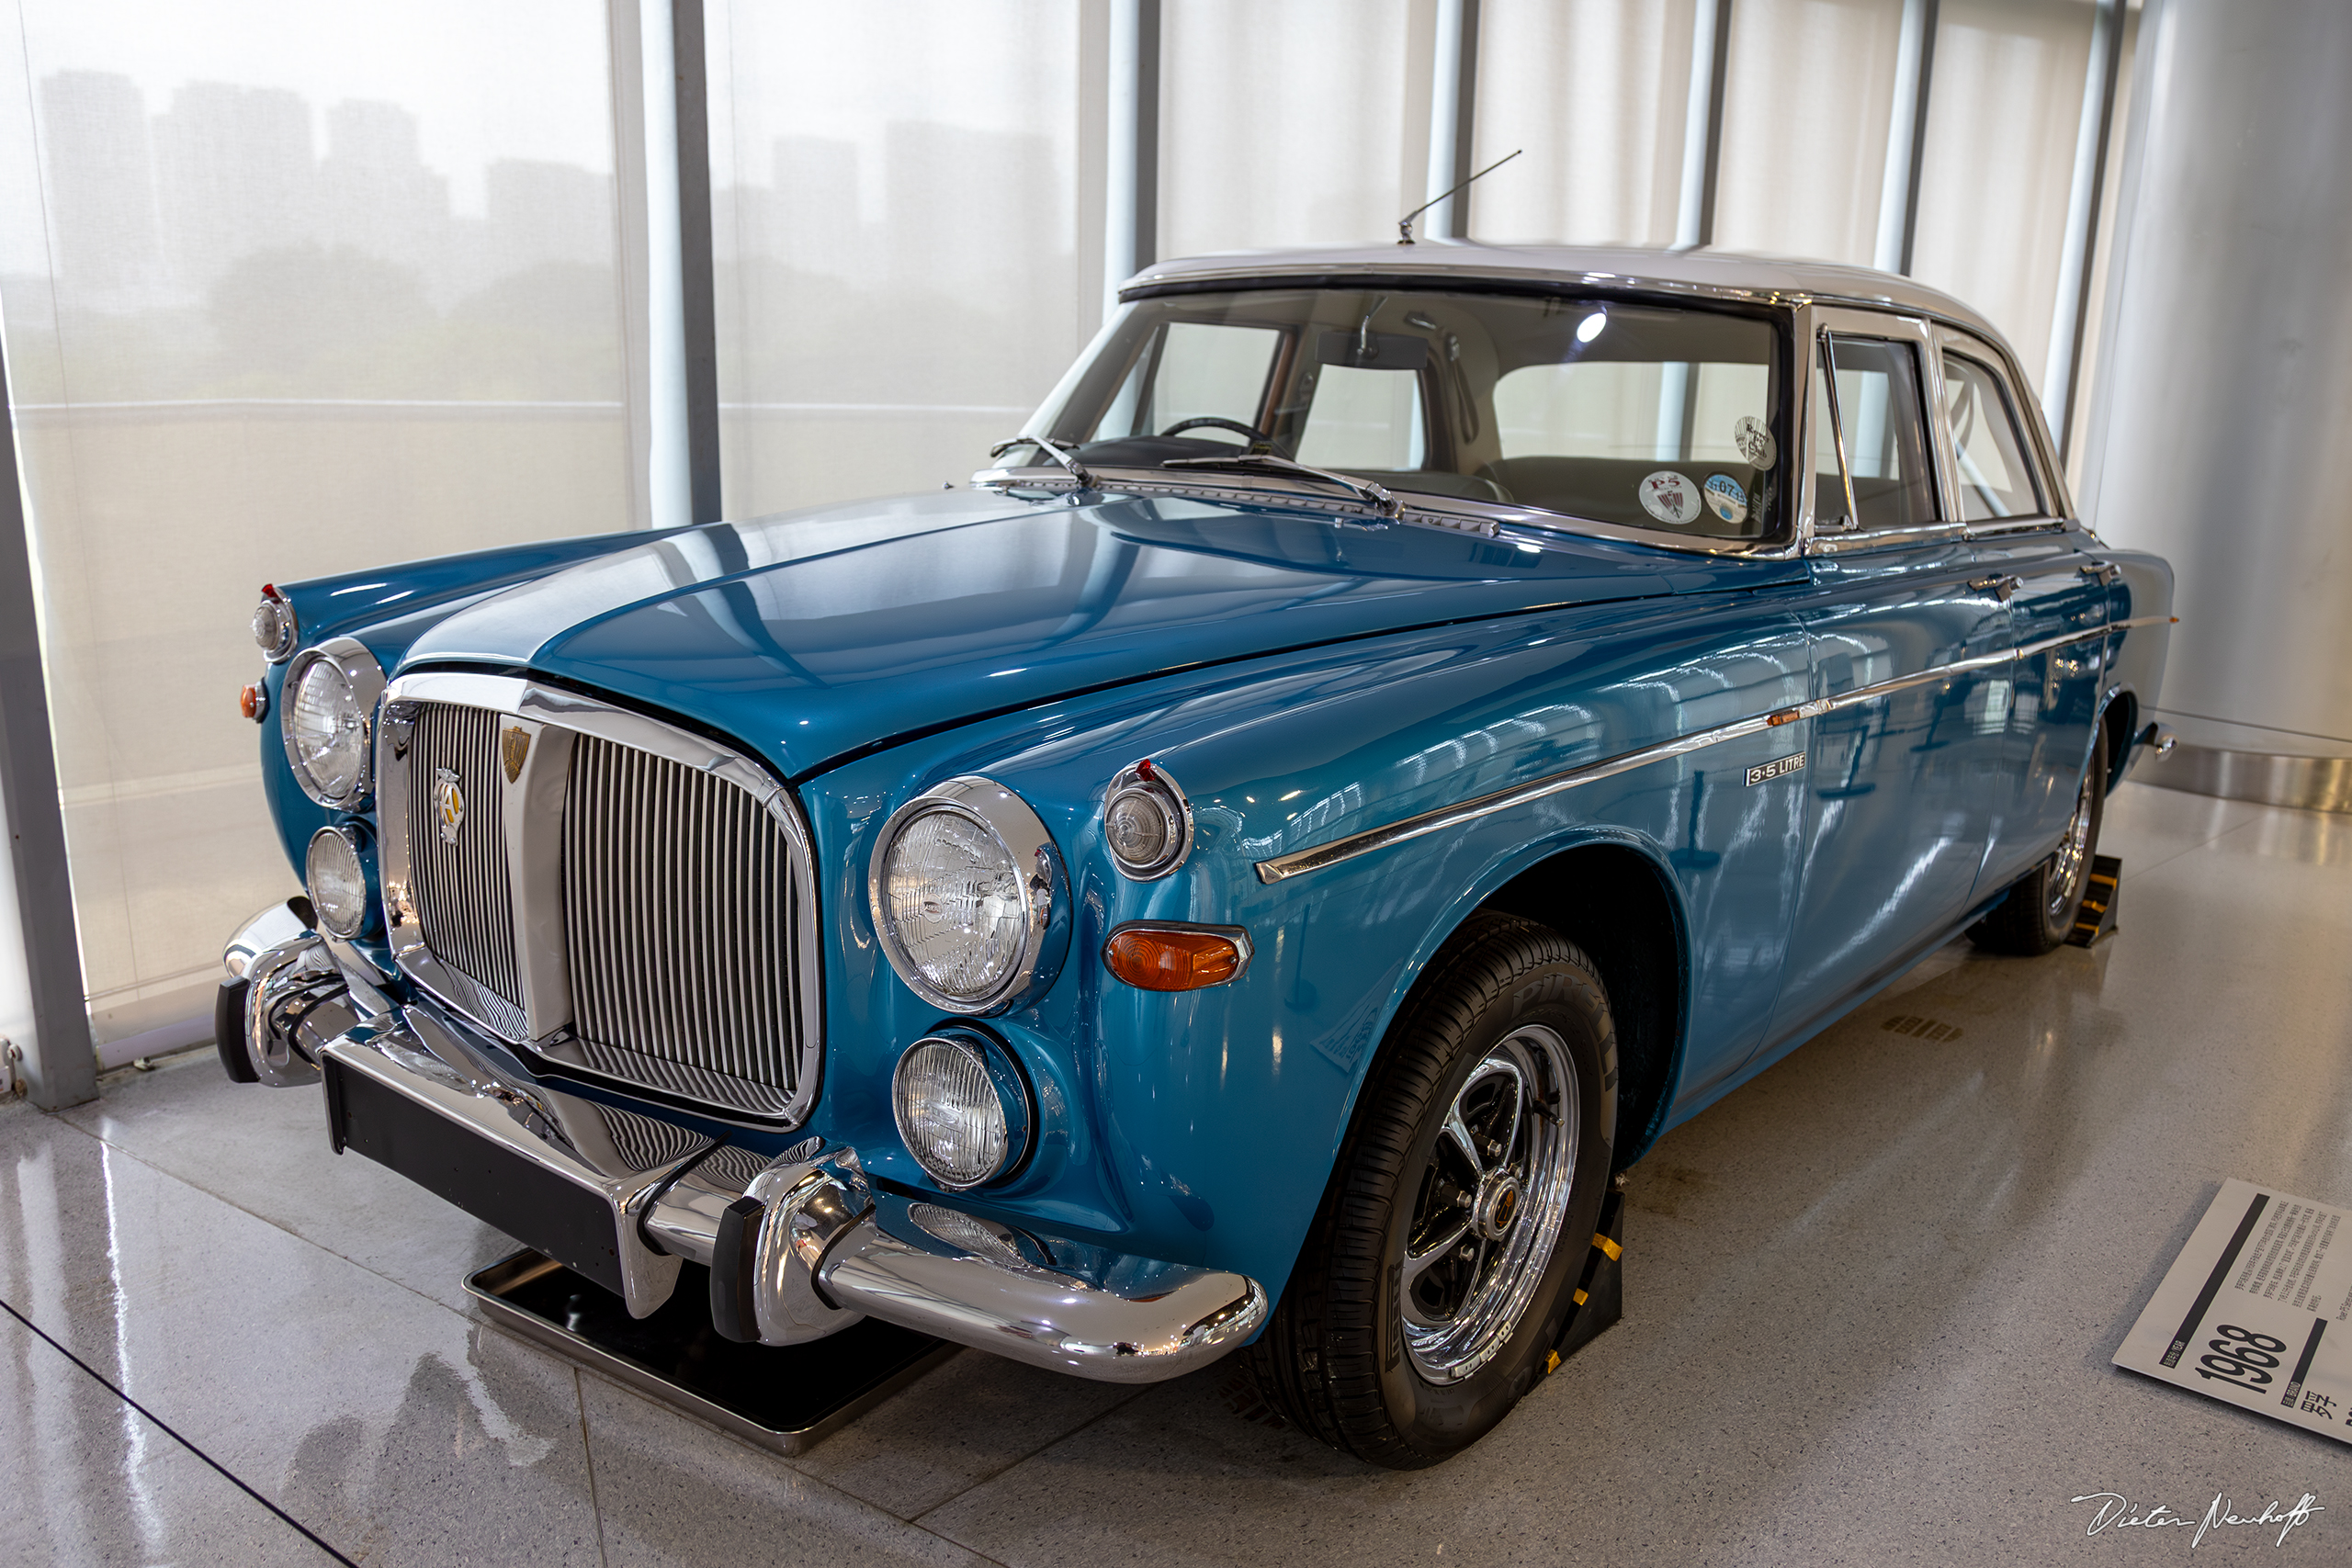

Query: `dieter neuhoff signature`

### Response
(2072, 1491, 2323, 1548)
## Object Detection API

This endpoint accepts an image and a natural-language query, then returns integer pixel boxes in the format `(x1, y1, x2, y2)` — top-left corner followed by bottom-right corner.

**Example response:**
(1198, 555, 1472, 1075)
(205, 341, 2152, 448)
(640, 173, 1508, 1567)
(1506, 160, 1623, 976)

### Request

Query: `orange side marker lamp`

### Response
(239, 681, 268, 722)
(1102, 923, 1254, 992)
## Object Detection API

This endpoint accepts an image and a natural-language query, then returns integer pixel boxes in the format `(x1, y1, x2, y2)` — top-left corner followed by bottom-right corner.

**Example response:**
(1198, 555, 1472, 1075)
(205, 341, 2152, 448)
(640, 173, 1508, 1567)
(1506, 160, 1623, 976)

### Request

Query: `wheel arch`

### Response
(2097, 683, 2140, 795)
(1477, 840, 1689, 1170)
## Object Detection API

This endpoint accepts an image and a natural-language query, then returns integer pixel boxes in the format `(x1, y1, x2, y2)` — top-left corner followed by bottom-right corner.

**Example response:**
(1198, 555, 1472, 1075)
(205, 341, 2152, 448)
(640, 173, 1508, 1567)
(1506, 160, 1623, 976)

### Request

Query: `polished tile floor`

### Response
(6, 780, 2350, 1566)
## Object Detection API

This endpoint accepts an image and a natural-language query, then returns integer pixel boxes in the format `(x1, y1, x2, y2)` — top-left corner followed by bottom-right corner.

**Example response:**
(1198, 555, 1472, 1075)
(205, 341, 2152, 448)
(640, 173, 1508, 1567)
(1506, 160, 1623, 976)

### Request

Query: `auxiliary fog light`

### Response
(892, 1031, 1033, 1190)
(305, 824, 375, 939)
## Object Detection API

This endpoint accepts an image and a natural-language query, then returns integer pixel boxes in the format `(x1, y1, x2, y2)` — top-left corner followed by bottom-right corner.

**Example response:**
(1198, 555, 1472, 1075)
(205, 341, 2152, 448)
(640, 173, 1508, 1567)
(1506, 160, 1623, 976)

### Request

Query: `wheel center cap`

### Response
(1470, 1173, 1522, 1241)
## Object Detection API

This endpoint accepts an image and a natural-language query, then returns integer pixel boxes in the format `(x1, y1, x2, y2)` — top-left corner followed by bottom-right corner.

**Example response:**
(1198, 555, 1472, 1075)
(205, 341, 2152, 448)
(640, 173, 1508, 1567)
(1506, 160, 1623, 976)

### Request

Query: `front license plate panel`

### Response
(326, 1054, 628, 1297)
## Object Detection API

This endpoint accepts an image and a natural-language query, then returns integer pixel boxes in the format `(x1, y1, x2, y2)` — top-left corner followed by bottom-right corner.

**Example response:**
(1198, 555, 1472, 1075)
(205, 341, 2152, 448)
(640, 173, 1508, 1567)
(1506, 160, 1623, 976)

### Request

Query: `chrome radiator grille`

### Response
(562, 735, 802, 1117)
(387, 685, 816, 1125)
(405, 704, 525, 1032)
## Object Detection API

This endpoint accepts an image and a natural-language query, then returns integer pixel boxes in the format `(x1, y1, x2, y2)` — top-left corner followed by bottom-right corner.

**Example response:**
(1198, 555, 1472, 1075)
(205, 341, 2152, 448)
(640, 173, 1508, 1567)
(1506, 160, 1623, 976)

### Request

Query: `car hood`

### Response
(401, 490, 1805, 780)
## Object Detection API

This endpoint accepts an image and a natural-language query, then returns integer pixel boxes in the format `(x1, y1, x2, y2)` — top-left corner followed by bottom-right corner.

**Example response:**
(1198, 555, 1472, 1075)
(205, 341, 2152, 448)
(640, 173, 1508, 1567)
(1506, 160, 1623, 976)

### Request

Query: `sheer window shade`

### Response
(1159, 0, 1428, 259)
(1471, 0, 1701, 245)
(0, 0, 642, 1050)
(707, 0, 1095, 520)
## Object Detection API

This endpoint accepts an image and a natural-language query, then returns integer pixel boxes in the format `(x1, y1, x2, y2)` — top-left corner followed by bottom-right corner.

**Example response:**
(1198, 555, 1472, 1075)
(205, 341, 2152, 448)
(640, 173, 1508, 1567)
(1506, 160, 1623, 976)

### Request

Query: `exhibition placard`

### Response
(2117, 1179, 2352, 1444)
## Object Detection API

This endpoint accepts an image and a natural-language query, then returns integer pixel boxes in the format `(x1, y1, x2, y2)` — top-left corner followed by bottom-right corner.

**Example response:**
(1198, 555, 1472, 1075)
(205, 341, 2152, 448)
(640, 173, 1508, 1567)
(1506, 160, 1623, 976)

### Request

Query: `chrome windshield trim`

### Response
(1253, 616, 2168, 885)
(969, 465, 1804, 560)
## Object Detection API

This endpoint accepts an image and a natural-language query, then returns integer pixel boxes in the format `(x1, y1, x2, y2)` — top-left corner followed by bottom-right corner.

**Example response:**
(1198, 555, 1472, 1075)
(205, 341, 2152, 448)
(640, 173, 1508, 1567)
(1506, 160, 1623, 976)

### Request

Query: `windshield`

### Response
(1026, 285, 1790, 543)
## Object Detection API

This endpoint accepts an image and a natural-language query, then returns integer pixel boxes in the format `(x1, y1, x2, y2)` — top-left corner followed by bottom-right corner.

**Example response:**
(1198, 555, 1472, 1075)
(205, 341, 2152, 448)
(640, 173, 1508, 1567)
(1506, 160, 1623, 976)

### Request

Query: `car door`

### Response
(1762, 307, 2016, 1051)
(1934, 327, 2112, 893)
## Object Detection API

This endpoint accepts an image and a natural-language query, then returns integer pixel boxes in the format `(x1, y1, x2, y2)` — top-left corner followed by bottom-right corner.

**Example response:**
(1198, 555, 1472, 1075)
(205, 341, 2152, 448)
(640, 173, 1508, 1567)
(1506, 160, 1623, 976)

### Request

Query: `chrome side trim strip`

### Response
(1253, 615, 2174, 884)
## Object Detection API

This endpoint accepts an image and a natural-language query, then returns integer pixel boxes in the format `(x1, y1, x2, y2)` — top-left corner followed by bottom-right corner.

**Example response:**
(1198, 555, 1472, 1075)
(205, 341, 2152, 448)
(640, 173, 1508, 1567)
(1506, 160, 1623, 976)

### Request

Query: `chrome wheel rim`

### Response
(2047, 769, 2097, 919)
(1399, 1025, 1579, 1384)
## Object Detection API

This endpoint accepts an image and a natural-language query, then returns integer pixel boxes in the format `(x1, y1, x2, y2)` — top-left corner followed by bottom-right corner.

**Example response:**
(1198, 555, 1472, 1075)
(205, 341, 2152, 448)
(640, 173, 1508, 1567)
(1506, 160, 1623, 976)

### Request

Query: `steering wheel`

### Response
(1159, 415, 1272, 446)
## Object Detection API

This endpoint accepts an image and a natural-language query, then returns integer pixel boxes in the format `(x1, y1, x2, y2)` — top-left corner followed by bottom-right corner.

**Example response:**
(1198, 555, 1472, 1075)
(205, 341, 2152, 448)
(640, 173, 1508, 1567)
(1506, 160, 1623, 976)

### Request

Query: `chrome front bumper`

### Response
(225, 909, 1267, 1385)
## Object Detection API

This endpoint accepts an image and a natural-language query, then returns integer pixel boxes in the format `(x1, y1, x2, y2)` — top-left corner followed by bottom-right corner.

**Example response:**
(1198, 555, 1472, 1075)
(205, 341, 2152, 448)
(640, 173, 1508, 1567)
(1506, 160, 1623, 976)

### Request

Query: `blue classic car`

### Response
(223, 244, 2172, 1467)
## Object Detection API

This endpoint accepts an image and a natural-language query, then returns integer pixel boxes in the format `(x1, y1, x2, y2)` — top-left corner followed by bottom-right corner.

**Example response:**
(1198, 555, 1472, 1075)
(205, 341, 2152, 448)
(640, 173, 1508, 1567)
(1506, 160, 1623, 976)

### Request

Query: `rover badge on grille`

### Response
(433, 767, 466, 844)
(502, 724, 531, 784)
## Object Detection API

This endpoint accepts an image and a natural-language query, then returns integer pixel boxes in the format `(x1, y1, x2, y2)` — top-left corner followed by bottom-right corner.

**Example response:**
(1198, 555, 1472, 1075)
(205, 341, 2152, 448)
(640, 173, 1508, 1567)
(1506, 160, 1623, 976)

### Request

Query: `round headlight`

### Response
(869, 776, 1065, 1014)
(1102, 761, 1192, 879)
(280, 637, 386, 807)
(251, 588, 297, 661)
(892, 1032, 1032, 1190)
(305, 825, 373, 939)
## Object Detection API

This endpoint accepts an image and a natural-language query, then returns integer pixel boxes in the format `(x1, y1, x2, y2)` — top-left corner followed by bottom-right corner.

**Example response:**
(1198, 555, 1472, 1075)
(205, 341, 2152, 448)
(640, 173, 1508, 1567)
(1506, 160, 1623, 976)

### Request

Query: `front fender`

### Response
(801, 580, 1811, 1312)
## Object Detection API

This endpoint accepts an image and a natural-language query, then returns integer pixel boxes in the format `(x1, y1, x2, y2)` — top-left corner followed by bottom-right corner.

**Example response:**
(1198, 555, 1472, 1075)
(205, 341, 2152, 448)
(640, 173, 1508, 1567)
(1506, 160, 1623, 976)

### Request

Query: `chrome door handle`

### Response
(1969, 574, 2023, 601)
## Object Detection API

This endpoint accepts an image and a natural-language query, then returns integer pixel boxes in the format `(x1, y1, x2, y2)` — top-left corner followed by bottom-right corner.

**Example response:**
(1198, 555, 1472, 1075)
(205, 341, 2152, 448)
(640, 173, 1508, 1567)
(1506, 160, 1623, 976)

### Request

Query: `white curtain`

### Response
(0, 0, 642, 1050)
(1472, 0, 1702, 246)
(1713, 0, 1907, 265)
(1159, 0, 1430, 258)
(1911, 0, 2099, 391)
(707, 0, 1097, 519)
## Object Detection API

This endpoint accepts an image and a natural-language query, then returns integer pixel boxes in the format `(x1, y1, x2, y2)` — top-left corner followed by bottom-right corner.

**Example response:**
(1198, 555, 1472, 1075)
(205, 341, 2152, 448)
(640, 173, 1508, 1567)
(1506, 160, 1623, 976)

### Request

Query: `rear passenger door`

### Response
(1934, 327, 2110, 893)
(1764, 308, 2015, 1050)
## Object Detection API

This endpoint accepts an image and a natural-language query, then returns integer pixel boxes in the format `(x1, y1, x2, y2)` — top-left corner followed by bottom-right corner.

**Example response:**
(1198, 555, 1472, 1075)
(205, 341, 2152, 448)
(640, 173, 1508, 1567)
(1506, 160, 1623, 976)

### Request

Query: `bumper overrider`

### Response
(223, 906, 1268, 1383)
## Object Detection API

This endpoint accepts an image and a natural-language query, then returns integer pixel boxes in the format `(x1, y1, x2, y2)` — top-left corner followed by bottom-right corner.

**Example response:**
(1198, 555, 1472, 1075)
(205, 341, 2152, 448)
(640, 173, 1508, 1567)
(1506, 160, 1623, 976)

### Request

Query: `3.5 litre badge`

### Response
(1746, 752, 1805, 786)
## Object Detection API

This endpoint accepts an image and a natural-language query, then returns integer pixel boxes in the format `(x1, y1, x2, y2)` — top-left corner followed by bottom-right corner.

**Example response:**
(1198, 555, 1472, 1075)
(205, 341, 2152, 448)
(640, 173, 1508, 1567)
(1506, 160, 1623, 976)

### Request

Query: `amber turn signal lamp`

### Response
(239, 682, 268, 722)
(1102, 925, 1253, 992)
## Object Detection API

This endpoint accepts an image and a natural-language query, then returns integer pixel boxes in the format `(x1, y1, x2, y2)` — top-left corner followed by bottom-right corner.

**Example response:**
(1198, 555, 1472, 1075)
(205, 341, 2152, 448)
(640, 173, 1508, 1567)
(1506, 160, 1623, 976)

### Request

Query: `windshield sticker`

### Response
(1638, 471, 1698, 525)
(1703, 473, 1749, 526)
(1733, 415, 1777, 469)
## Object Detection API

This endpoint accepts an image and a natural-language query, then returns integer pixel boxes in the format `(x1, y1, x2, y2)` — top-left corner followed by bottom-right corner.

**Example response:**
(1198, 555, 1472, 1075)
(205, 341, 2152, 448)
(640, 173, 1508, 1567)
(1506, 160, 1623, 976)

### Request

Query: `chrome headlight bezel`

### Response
(866, 775, 1067, 1016)
(891, 1027, 1035, 1190)
(279, 636, 387, 809)
(304, 823, 376, 940)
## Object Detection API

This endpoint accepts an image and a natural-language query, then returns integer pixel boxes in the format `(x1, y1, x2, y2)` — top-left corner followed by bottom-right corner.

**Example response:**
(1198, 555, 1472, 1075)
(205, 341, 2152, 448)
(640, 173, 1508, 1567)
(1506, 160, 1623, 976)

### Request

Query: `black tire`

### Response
(1246, 911, 1617, 1468)
(1969, 727, 2109, 955)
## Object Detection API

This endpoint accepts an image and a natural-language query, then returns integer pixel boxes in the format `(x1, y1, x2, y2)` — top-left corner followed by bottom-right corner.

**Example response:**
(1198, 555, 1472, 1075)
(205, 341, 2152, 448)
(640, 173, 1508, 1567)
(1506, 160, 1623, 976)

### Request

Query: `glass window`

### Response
(1942, 352, 2043, 521)
(1822, 335, 1939, 532)
(1294, 364, 1426, 470)
(1036, 288, 1790, 541)
(1135, 321, 1281, 441)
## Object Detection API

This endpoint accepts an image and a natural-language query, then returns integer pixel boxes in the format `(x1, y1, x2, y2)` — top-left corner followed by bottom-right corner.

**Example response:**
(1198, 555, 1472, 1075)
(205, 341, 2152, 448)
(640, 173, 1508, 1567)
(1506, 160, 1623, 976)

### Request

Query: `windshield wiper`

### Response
(1159, 452, 1402, 520)
(988, 434, 1096, 491)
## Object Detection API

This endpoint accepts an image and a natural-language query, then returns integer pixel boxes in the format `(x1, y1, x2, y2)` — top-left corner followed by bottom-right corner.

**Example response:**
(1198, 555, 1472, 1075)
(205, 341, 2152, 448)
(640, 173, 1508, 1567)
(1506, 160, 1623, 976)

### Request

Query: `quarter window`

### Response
(1942, 352, 2042, 521)
(1819, 335, 1938, 532)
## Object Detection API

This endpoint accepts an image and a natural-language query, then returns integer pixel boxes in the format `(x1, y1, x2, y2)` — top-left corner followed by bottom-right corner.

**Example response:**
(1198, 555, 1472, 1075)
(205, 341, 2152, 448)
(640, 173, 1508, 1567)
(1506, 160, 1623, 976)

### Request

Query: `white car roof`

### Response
(1124, 241, 2007, 346)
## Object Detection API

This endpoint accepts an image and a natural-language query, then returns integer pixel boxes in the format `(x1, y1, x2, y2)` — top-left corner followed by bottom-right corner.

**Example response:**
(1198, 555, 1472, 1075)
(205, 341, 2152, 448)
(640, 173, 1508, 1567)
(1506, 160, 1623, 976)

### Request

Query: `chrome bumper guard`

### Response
(225, 909, 1267, 1384)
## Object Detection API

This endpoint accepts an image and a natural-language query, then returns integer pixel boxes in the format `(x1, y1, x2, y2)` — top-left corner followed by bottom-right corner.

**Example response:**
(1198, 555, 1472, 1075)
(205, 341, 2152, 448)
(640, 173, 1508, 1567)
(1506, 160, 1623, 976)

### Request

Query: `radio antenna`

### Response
(1397, 149, 1522, 244)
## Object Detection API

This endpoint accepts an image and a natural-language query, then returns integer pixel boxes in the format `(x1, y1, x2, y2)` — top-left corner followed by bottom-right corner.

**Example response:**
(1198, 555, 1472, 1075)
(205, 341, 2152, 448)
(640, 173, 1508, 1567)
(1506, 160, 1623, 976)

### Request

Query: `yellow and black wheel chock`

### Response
(2064, 853, 2123, 947)
(1545, 1184, 1625, 1373)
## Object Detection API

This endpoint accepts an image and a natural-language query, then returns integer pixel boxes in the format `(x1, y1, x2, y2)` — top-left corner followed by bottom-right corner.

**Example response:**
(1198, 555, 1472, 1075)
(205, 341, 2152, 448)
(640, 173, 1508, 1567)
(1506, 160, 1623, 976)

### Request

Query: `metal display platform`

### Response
(468, 1250, 959, 1455)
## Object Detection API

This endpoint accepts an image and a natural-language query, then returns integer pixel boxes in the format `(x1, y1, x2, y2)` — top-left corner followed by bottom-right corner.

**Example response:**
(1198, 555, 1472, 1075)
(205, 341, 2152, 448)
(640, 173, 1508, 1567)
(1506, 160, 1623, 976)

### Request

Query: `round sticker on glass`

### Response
(1703, 472, 1749, 526)
(1733, 415, 1777, 469)
(1637, 470, 1699, 525)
